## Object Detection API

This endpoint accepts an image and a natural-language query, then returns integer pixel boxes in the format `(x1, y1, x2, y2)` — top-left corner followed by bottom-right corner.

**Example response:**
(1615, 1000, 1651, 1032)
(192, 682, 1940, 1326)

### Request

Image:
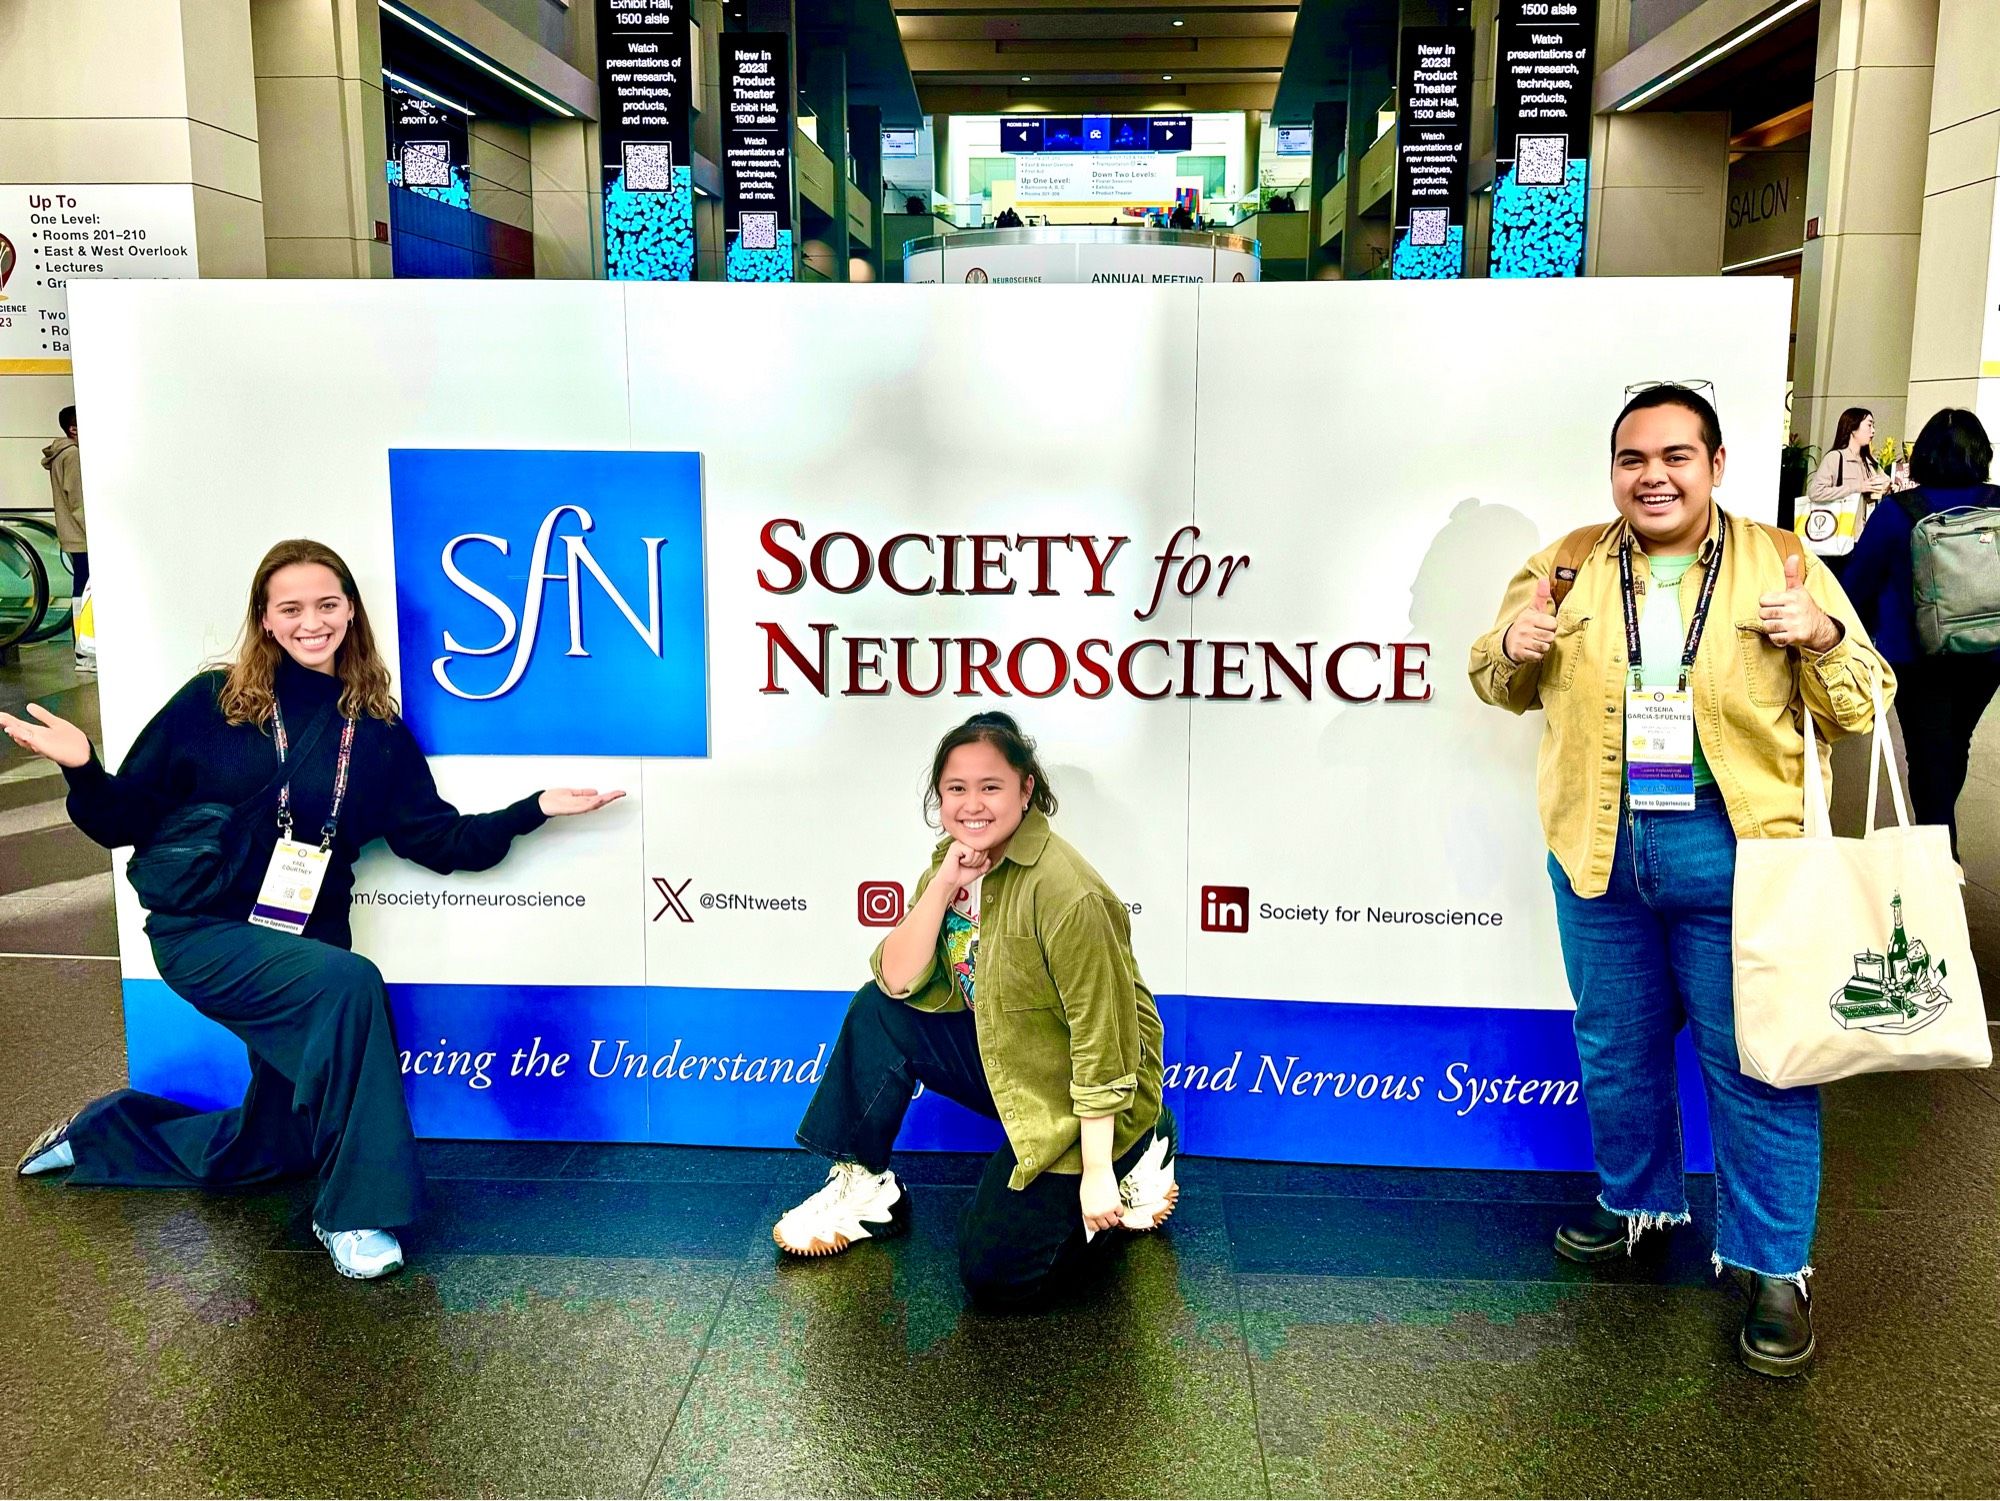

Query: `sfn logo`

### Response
(857, 881, 906, 927)
(390, 449, 708, 757)
(1201, 884, 1250, 934)
(652, 877, 694, 923)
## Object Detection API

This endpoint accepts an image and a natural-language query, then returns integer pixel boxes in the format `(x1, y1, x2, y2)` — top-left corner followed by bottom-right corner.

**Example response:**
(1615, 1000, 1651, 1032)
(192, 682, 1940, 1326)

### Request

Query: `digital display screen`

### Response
(1003, 115, 1192, 154)
(1276, 127, 1314, 156)
(881, 128, 918, 158)
(1041, 116, 1086, 151)
(1000, 117, 1043, 153)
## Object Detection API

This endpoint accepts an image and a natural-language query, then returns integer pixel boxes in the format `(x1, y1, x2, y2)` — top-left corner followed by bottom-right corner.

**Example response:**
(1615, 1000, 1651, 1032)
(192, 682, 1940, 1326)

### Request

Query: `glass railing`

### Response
(0, 514, 74, 649)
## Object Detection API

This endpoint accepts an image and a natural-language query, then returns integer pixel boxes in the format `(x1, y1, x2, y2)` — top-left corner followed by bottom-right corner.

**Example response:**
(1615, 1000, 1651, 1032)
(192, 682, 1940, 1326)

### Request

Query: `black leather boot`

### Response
(1736, 1271, 1815, 1377)
(1553, 1205, 1671, 1264)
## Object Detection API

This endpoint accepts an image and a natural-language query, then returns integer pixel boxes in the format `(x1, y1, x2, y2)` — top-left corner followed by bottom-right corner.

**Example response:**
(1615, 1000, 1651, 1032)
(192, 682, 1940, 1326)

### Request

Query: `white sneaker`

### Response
(773, 1161, 910, 1258)
(1117, 1109, 1180, 1232)
(313, 1222, 405, 1279)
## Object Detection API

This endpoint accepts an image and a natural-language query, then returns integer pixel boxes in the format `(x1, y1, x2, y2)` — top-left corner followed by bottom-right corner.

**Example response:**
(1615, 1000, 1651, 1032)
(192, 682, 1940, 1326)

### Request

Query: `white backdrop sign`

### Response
(68, 278, 1788, 1166)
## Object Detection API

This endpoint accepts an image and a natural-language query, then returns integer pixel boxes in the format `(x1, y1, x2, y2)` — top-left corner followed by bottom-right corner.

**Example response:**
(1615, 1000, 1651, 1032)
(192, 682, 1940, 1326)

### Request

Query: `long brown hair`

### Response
(217, 539, 398, 727)
(1830, 407, 1880, 469)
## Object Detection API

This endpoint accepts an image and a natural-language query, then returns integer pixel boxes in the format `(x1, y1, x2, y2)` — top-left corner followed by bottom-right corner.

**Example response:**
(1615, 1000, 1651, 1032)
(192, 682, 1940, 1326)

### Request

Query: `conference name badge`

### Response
(1626, 686, 1696, 811)
(249, 839, 332, 935)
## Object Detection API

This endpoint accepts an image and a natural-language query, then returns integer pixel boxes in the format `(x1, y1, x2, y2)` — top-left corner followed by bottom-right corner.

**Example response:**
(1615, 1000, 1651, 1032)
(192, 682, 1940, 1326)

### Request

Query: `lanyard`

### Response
(271, 701, 358, 851)
(1618, 520, 1724, 693)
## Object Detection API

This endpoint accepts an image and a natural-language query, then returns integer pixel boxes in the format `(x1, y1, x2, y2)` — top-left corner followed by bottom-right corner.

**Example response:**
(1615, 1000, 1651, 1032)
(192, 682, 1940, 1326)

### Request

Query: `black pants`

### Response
(65, 916, 422, 1231)
(66, 550, 88, 600)
(1894, 654, 2000, 854)
(797, 983, 1157, 1310)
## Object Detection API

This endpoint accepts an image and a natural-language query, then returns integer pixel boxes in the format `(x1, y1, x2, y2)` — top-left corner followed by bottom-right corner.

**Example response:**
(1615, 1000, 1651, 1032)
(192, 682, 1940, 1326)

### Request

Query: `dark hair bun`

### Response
(964, 711, 1023, 734)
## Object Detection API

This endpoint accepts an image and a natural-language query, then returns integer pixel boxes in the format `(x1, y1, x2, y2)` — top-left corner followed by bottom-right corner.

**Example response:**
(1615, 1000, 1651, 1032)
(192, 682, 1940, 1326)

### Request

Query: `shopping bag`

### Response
(1794, 492, 1861, 556)
(1732, 668, 1990, 1086)
(73, 580, 95, 660)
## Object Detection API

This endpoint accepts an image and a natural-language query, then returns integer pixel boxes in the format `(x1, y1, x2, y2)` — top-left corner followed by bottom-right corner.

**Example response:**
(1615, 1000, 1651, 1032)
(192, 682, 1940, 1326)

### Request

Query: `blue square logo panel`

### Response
(389, 449, 709, 757)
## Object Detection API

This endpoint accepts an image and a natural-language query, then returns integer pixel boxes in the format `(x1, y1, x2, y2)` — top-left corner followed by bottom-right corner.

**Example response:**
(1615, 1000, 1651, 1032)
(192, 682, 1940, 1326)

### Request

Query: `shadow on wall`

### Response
(1318, 498, 1559, 986)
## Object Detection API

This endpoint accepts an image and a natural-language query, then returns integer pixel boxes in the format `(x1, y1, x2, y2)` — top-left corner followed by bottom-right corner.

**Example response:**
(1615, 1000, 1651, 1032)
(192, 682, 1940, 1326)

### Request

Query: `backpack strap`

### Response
(1547, 523, 1611, 611)
(1754, 520, 1804, 575)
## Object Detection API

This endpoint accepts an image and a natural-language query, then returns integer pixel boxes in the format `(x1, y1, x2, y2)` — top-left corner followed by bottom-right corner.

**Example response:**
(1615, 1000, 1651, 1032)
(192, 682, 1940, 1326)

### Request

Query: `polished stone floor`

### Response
(2, 642, 1998, 1498)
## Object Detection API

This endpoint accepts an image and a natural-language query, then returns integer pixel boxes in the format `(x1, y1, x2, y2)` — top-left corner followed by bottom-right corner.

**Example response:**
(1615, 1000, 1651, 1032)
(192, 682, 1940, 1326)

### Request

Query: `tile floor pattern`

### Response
(2, 643, 1999, 1498)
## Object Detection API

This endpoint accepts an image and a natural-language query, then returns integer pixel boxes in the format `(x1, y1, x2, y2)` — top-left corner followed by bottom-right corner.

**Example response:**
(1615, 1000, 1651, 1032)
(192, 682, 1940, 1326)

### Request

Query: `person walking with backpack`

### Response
(1469, 384, 1893, 1378)
(1842, 408, 2000, 853)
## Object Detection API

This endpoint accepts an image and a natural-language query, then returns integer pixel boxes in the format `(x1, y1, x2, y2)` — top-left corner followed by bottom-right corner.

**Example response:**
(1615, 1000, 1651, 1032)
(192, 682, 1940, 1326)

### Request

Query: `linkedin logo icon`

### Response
(1200, 884, 1249, 934)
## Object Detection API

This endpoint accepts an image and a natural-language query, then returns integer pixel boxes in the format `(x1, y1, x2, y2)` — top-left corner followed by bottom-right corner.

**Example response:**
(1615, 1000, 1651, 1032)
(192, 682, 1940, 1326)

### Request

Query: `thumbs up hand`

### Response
(1756, 553, 1840, 651)
(1504, 575, 1561, 664)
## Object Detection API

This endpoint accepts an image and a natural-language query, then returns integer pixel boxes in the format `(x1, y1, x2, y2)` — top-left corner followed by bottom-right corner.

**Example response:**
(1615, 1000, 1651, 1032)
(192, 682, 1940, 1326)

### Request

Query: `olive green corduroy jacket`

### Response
(871, 808, 1166, 1190)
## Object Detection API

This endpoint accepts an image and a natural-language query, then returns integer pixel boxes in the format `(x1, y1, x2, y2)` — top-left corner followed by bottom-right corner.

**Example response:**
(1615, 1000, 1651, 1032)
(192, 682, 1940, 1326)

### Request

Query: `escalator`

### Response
(0, 514, 76, 652)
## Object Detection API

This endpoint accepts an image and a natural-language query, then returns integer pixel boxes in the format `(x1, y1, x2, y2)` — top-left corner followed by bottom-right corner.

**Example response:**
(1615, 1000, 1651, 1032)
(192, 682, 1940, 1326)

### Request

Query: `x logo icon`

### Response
(652, 876, 693, 923)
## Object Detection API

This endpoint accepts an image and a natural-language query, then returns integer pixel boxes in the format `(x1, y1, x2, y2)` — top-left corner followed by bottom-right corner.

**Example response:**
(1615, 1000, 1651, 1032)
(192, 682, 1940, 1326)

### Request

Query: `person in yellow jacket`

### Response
(773, 711, 1176, 1309)
(1469, 384, 1893, 1379)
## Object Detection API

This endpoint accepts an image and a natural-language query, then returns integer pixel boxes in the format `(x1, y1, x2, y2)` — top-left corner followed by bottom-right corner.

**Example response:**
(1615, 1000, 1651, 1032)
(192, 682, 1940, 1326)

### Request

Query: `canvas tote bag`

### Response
(1733, 668, 1991, 1087)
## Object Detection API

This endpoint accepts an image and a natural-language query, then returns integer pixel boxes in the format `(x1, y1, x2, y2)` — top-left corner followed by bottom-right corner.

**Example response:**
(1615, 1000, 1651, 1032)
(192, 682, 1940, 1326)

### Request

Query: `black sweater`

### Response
(64, 658, 546, 948)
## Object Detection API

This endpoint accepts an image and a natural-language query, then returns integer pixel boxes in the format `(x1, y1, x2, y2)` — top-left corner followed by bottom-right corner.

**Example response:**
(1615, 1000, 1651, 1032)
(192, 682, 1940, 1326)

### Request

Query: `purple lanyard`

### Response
(270, 702, 358, 851)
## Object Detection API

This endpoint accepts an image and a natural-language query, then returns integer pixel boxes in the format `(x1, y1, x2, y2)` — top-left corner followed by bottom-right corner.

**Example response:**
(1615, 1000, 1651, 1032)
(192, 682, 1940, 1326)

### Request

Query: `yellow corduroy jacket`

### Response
(872, 808, 1165, 1189)
(1468, 505, 1895, 898)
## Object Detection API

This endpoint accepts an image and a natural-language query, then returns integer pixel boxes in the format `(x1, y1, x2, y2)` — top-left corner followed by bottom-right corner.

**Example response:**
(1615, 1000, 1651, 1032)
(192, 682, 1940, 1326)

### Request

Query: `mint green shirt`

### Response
(1635, 553, 1715, 787)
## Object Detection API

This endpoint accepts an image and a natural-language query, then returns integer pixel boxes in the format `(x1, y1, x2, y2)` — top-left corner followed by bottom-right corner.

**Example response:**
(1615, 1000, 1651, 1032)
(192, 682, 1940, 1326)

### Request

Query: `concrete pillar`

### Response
(249, 0, 390, 276)
(1342, 40, 1392, 279)
(530, 118, 600, 279)
(0, 0, 263, 501)
(850, 104, 883, 278)
(804, 47, 849, 280)
(1308, 99, 1345, 278)
(1586, 112, 1731, 275)
(1904, 0, 2000, 438)
(1793, 0, 1940, 449)
(470, 120, 533, 233)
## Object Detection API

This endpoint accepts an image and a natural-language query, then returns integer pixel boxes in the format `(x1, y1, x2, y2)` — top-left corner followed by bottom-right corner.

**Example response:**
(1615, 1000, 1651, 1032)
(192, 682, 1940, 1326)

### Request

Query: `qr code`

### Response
(1516, 135, 1568, 186)
(622, 141, 674, 191)
(1409, 208, 1448, 247)
(740, 212, 777, 250)
(400, 142, 451, 188)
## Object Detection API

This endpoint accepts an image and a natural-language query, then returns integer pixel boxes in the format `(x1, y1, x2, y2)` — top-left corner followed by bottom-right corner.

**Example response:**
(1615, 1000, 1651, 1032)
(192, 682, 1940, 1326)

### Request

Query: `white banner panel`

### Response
(1015, 154, 1179, 203)
(68, 278, 1789, 1167)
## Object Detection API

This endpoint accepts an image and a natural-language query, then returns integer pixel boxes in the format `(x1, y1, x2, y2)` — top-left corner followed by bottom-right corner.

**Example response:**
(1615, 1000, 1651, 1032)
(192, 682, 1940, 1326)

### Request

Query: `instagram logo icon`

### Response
(856, 881, 907, 927)
(1200, 885, 1250, 934)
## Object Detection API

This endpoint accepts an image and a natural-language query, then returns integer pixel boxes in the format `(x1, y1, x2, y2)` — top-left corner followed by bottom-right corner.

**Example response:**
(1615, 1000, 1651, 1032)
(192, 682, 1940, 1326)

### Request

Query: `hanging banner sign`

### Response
(0, 185, 198, 374)
(386, 85, 471, 209)
(1014, 154, 1179, 204)
(595, 0, 694, 280)
(723, 34, 794, 282)
(1391, 27, 1473, 280)
(1489, 0, 1597, 278)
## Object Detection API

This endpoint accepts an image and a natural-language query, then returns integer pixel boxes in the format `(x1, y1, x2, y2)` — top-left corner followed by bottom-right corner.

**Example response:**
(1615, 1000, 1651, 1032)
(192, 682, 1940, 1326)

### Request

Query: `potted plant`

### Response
(1778, 433, 1819, 532)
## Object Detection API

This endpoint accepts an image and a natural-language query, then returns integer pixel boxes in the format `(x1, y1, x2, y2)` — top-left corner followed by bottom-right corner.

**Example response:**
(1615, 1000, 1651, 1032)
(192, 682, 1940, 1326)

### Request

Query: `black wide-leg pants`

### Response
(796, 982, 1157, 1310)
(64, 915, 422, 1232)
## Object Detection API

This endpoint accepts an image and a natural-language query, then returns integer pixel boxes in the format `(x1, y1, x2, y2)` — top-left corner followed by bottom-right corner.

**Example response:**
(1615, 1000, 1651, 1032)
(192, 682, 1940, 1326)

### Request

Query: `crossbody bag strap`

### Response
(244, 700, 338, 822)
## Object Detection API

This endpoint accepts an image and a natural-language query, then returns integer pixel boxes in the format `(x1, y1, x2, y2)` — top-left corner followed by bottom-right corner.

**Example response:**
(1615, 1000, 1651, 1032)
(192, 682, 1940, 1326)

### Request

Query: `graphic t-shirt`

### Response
(1632, 552, 1715, 787)
(941, 875, 982, 1008)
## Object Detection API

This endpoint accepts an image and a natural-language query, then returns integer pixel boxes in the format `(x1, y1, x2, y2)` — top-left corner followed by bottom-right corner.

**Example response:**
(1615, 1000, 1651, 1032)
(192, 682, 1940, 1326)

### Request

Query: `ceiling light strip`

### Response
(1614, 0, 1815, 113)
(381, 68, 477, 116)
(378, 0, 578, 118)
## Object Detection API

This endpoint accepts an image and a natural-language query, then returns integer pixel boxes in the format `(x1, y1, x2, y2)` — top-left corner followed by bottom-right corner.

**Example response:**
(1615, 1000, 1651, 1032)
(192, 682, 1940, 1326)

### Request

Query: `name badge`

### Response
(249, 838, 332, 934)
(1626, 686, 1696, 811)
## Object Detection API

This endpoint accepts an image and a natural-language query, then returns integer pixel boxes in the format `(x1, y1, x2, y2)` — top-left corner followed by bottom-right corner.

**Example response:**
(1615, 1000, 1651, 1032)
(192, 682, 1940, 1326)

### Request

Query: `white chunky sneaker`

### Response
(773, 1161, 910, 1258)
(313, 1223, 406, 1280)
(1117, 1107, 1180, 1232)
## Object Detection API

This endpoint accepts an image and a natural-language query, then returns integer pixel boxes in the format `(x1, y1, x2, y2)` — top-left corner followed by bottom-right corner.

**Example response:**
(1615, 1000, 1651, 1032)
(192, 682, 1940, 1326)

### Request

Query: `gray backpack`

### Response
(1901, 487, 2000, 653)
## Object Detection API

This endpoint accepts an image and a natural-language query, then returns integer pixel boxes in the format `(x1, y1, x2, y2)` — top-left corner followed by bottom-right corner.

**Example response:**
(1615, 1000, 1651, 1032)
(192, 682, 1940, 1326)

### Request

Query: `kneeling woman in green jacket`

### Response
(776, 711, 1177, 1307)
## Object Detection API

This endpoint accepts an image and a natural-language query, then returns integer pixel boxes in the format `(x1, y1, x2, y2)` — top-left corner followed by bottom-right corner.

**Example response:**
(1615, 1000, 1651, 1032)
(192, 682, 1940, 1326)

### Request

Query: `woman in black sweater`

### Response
(2, 539, 622, 1279)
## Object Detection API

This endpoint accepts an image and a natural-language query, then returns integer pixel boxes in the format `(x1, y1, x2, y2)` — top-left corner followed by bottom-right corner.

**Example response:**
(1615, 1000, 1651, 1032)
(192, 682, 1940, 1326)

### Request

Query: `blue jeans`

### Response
(1548, 786, 1821, 1278)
